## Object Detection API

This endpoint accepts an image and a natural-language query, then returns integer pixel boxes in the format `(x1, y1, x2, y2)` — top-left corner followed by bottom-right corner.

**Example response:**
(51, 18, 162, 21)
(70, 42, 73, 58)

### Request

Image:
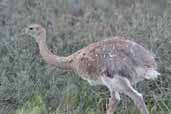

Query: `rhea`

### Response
(25, 24, 160, 114)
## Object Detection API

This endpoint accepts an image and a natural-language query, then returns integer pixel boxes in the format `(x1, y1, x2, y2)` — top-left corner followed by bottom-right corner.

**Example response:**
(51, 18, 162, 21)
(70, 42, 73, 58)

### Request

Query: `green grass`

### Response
(16, 93, 46, 114)
(0, 0, 171, 114)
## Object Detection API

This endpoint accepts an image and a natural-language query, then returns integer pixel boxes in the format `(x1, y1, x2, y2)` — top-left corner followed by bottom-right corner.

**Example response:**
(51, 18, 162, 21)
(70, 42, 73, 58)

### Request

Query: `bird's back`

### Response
(73, 37, 158, 83)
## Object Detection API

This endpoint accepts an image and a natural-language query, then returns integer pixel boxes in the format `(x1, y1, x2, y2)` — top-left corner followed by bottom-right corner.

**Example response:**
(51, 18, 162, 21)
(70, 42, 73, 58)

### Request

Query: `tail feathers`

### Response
(145, 69, 160, 80)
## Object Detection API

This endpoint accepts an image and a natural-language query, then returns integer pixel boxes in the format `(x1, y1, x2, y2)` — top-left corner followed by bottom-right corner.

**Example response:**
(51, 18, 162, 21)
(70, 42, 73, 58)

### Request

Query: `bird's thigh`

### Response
(101, 75, 127, 92)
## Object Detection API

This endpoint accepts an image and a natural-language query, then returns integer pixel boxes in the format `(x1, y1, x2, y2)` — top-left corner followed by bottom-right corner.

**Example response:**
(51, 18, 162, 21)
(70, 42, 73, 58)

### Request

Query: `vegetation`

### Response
(0, 0, 171, 114)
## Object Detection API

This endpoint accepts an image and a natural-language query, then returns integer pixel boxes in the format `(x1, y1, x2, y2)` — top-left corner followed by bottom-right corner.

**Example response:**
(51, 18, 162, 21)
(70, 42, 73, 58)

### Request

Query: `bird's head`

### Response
(25, 24, 46, 42)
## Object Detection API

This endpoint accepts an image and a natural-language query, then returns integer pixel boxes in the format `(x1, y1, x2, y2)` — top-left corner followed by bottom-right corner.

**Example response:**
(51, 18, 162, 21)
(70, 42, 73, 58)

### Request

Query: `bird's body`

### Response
(70, 37, 158, 84)
(25, 24, 160, 114)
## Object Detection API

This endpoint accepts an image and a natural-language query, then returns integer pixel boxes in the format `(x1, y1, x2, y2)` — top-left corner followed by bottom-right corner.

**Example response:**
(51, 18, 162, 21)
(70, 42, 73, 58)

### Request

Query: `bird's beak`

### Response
(24, 28, 29, 34)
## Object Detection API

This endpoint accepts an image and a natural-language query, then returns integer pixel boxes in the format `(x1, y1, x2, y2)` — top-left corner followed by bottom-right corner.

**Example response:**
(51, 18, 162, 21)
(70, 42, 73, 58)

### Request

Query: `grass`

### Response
(0, 0, 171, 114)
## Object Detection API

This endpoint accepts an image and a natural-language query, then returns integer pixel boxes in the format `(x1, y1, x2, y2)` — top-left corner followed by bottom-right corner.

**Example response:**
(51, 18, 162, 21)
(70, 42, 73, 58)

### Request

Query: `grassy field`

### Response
(0, 0, 171, 114)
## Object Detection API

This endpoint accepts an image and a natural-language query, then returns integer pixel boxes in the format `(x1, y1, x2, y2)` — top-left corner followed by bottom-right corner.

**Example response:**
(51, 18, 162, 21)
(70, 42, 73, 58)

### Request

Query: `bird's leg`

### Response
(118, 78, 149, 114)
(106, 95, 116, 114)
(126, 88, 149, 114)
(106, 92, 120, 114)
(101, 76, 120, 114)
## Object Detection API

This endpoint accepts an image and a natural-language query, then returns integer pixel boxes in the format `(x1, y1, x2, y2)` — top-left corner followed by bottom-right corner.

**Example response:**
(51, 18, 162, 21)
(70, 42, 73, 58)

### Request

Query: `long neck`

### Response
(38, 38, 73, 70)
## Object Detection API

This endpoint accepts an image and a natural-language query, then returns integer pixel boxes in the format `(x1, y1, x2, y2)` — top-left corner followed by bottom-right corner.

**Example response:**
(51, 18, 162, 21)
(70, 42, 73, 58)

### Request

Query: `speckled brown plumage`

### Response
(70, 37, 157, 82)
(25, 24, 160, 114)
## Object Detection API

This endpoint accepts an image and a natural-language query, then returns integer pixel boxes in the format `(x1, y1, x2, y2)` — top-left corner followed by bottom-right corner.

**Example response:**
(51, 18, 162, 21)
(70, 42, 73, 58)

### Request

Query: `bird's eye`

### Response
(29, 27, 33, 30)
